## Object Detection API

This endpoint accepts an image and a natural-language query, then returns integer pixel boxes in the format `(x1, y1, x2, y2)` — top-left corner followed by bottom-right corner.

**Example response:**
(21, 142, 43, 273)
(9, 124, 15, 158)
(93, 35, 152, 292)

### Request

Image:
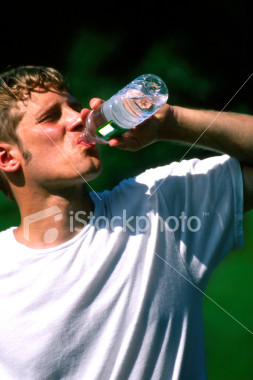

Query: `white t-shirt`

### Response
(0, 155, 244, 380)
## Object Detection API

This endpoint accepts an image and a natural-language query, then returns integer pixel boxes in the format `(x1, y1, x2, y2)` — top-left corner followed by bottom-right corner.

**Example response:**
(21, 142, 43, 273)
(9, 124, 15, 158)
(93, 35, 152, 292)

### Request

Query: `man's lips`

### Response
(76, 131, 96, 147)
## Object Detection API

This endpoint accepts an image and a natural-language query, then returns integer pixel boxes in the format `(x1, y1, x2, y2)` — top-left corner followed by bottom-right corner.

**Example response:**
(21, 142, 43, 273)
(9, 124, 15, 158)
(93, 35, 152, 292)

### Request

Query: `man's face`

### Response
(16, 89, 102, 190)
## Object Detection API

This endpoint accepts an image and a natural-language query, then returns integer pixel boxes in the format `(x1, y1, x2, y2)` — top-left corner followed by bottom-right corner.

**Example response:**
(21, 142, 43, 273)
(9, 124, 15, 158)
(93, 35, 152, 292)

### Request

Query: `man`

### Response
(0, 65, 252, 379)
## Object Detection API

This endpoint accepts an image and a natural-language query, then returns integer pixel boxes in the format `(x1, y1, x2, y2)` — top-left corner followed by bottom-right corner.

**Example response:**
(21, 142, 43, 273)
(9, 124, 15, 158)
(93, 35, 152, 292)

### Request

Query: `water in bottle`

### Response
(79, 74, 168, 144)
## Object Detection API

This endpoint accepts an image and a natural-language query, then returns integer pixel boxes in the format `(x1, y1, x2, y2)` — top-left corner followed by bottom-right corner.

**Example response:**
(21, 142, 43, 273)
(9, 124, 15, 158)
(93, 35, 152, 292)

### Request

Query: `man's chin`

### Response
(85, 166, 103, 182)
(79, 162, 103, 183)
(51, 160, 103, 188)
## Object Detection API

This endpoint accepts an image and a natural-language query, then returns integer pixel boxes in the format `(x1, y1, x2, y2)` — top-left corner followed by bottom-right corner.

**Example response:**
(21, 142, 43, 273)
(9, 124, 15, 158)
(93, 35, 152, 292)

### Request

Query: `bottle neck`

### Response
(85, 109, 109, 144)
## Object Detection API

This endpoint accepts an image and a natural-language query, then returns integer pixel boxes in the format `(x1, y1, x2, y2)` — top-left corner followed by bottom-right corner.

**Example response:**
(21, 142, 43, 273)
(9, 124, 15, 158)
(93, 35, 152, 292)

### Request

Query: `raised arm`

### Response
(160, 106, 253, 213)
(84, 100, 253, 212)
(160, 106, 253, 165)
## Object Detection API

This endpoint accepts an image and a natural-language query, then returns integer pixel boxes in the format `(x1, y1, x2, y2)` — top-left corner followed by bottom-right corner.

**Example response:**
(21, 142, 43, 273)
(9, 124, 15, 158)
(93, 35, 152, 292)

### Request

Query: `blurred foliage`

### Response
(0, 13, 252, 379)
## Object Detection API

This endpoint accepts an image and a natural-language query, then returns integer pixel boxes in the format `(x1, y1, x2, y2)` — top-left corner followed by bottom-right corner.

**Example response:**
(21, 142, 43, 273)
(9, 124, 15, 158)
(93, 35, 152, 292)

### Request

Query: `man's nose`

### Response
(65, 109, 84, 132)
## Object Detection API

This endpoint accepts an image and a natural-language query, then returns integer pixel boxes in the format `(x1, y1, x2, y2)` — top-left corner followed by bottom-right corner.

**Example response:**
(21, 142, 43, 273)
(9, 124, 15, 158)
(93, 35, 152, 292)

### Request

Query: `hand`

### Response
(81, 98, 171, 151)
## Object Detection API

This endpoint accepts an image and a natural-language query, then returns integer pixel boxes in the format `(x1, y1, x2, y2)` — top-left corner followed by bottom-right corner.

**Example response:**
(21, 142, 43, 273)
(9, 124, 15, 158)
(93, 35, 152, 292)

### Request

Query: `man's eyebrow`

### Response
(35, 103, 60, 121)
(35, 98, 82, 121)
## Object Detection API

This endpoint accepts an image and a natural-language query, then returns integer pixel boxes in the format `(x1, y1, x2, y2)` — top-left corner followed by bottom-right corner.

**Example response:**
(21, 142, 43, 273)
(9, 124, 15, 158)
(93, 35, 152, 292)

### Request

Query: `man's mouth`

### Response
(76, 131, 96, 147)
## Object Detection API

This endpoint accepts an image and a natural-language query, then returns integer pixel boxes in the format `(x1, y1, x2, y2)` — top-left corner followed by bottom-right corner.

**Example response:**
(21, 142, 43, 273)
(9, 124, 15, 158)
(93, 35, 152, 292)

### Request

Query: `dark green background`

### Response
(1, 3, 252, 378)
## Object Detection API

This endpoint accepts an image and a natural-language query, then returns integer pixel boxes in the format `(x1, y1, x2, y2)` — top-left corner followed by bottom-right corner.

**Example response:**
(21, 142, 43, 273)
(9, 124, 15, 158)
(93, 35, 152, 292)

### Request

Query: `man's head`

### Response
(0, 66, 101, 202)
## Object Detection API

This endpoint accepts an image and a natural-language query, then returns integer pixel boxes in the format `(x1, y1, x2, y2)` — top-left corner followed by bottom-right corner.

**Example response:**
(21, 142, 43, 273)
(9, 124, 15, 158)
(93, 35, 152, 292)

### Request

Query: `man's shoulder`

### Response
(0, 228, 17, 263)
(0, 227, 17, 249)
(91, 155, 236, 208)
(109, 155, 231, 192)
(93, 158, 198, 210)
(0, 227, 15, 239)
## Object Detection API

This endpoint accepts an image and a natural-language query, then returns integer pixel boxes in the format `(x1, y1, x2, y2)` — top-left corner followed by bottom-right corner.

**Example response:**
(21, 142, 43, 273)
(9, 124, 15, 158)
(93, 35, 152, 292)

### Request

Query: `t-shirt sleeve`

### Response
(155, 154, 244, 286)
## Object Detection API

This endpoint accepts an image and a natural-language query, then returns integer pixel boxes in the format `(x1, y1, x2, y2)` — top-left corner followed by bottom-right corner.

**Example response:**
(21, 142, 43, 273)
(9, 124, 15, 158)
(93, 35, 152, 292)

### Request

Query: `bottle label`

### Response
(96, 120, 127, 141)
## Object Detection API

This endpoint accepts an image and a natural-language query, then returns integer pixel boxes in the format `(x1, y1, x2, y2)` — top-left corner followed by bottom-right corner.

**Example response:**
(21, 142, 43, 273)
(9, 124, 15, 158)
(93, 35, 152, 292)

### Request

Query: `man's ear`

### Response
(0, 144, 21, 172)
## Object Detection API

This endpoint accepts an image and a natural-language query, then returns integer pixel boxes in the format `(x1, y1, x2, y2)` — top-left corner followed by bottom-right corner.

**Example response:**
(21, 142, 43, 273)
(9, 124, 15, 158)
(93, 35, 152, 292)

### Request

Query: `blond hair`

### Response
(0, 65, 67, 201)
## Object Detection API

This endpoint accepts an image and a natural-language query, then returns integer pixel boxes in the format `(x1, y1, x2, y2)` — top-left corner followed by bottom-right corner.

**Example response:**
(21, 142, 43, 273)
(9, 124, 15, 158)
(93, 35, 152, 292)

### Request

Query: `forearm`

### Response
(161, 105, 253, 165)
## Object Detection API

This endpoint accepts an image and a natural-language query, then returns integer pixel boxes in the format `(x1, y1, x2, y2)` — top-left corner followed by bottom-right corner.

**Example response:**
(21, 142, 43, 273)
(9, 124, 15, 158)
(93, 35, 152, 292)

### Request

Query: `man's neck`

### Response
(13, 185, 94, 249)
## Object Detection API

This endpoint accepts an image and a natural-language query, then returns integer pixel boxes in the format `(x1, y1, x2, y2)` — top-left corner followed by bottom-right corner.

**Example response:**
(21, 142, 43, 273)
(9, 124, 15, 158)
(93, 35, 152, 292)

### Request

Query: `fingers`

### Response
(108, 135, 140, 151)
(80, 98, 104, 121)
(89, 98, 104, 110)
(80, 108, 90, 120)
(108, 138, 122, 147)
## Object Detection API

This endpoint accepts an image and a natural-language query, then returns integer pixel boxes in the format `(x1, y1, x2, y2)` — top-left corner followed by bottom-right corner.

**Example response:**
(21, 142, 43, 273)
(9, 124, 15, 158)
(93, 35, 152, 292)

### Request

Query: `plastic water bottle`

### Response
(80, 74, 168, 144)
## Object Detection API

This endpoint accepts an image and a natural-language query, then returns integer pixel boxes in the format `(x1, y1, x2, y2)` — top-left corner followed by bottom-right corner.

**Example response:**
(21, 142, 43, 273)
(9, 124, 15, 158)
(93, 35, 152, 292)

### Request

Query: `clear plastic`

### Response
(79, 74, 168, 144)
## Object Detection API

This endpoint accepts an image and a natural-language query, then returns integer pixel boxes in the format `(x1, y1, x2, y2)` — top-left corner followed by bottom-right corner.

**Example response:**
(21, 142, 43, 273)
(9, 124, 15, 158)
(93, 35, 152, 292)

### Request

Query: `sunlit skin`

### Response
(5, 89, 103, 248)
(17, 89, 102, 188)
